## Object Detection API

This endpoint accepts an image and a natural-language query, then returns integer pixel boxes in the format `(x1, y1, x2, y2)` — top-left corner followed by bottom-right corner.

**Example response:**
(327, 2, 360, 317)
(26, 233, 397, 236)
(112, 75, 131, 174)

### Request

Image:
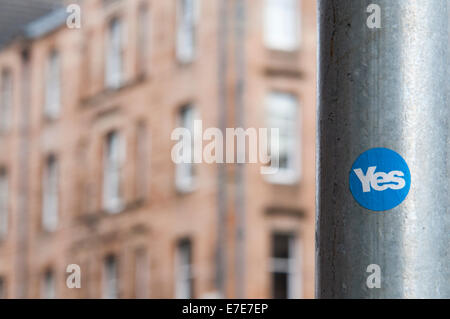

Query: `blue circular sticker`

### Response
(349, 148, 411, 212)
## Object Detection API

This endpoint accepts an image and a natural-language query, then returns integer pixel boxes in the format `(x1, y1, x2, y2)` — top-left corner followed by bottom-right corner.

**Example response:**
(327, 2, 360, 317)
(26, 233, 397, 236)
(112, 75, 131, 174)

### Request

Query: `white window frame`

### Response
(265, 92, 301, 185)
(264, 0, 301, 51)
(105, 17, 124, 89)
(176, 0, 199, 63)
(135, 249, 149, 299)
(0, 70, 13, 132)
(103, 131, 126, 214)
(103, 255, 119, 299)
(44, 51, 61, 119)
(0, 170, 8, 239)
(42, 156, 59, 232)
(271, 233, 302, 299)
(41, 270, 56, 299)
(175, 106, 197, 193)
(175, 240, 193, 299)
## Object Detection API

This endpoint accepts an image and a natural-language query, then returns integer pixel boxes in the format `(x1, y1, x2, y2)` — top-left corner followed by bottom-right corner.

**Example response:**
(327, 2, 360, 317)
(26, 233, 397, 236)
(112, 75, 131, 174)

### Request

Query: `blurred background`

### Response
(0, 0, 316, 299)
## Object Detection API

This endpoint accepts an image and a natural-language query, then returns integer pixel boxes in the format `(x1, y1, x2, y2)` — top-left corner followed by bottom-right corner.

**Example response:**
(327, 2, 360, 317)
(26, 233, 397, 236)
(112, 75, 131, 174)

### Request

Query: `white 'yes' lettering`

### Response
(354, 166, 405, 193)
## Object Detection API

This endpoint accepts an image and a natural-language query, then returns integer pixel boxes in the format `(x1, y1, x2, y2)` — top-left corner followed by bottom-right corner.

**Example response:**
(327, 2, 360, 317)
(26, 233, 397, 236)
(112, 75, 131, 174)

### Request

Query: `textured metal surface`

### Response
(317, 0, 449, 298)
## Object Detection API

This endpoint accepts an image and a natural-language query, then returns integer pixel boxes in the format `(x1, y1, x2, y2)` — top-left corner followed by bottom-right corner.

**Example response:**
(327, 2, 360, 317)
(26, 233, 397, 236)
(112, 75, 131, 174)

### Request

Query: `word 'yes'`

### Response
(354, 166, 405, 193)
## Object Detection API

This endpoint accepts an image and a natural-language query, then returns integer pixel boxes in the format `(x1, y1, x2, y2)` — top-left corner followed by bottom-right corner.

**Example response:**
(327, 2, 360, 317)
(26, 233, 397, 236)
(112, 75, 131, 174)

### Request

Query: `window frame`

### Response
(176, 0, 199, 64)
(0, 168, 8, 239)
(42, 155, 59, 232)
(264, 91, 301, 185)
(270, 232, 301, 299)
(44, 50, 61, 119)
(0, 276, 5, 299)
(103, 255, 119, 299)
(135, 122, 149, 200)
(102, 130, 126, 214)
(0, 69, 13, 132)
(175, 239, 194, 299)
(263, 0, 301, 52)
(137, 3, 150, 74)
(105, 16, 124, 89)
(175, 105, 197, 193)
(41, 269, 56, 299)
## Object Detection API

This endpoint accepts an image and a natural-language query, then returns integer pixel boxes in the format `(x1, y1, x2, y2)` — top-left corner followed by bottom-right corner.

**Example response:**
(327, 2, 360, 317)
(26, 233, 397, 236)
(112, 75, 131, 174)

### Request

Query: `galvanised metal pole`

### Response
(317, 0, 449, 298)
(216, 0, 229, 297)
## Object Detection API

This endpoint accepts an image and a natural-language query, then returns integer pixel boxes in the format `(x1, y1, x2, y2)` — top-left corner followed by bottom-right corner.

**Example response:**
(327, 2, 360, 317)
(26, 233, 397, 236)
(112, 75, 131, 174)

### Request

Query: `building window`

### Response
(0, 277, 5, 299)
(44, 50, 61, 119)
(271, 233, 301, 299)
(0, 169, 8, 239)
(0, 70, 12, 132)
(103, 255, 119, 299)
(103, 131, 125, 213)
(264, 0, 300, 51)
(42, 155, 59, 232)
(105, 18, 124, 89)
(175, 105, 196, 192)
(136, 123, 149, 199)
(41, 270, 56, 299)
(175, 239, 193, 299)
(135, 249, 149, 299)
(265, 92, 300, 184)
(176, 0, 198, 63)
(137, 5, 150, 73)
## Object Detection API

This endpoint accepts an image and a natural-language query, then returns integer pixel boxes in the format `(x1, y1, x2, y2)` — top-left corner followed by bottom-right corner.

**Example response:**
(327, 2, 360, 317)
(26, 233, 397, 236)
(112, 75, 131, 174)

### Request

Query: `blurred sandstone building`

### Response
(0, 0, 316, 299)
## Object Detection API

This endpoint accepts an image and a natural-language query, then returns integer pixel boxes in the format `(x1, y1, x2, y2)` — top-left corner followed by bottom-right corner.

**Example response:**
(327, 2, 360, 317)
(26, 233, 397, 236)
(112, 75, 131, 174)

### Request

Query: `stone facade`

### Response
(0, 0, 316, 299)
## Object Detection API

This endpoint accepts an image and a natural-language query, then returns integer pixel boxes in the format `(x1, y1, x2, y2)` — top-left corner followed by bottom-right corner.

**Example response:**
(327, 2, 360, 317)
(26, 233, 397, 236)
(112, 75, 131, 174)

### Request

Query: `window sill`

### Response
(265, 206, 305, 219)
(77, 199, 146, 226)
(175, 181, 197, 195)
(265, 45, 301, 55)
(43, 114, 60, 125)
(102, 199, 145, 216)
(0, 235, 8, 244)
(103, 201, 125, 215)
(0, 129, 12, 136)
(176, 57, 196, 68)
(264, 48, 303, 78)
(80, 76, 146, 108)
(40, 227, 58, 236)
